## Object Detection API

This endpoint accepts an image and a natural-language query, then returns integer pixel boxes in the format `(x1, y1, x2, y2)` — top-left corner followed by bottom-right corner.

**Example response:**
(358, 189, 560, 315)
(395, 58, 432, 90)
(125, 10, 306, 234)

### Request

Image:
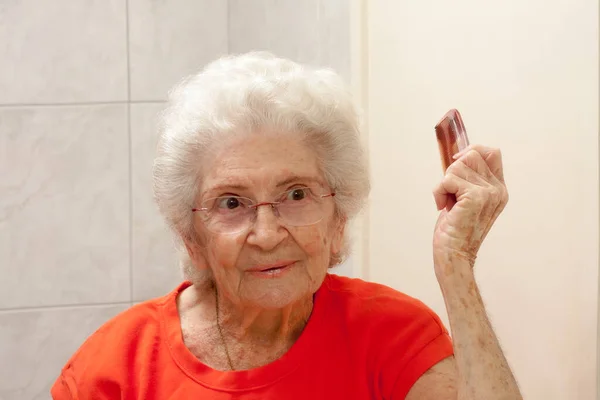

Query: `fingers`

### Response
(433, 186, 453, 211)
(433, 182, 452, 211)
(433, 172, 469, 211)
(453, 144, 505, 183)
(434, 143, 509, 216)
(447, 153, 491, 186)
(433, 161, 509, 212)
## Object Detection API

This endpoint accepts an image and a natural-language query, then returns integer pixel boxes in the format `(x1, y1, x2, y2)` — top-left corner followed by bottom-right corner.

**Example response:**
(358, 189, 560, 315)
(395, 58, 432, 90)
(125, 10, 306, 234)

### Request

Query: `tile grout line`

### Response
(0, 301, 132, 314)
(0, 100, 166, 108)
(125, 0, 132, 103)
(126, 0, 134, 305)
(226, 0, 231, 53)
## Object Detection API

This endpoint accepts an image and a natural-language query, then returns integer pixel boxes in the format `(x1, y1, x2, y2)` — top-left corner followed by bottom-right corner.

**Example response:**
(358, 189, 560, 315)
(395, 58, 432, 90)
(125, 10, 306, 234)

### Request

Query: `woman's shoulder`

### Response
(324, 273, 431, 307)
(323, 273, 445, 328)
(321, 274, 452, 372)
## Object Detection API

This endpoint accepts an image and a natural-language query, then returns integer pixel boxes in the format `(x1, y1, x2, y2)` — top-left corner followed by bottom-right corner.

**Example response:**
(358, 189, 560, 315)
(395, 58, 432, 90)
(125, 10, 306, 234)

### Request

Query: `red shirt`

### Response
(51, 274, 453, 399)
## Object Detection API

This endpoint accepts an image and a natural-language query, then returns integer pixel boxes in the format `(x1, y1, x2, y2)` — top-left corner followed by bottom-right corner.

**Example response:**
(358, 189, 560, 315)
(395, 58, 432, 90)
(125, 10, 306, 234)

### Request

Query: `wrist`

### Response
(436, 264, 481, 309)
(434, 251, 476, 284)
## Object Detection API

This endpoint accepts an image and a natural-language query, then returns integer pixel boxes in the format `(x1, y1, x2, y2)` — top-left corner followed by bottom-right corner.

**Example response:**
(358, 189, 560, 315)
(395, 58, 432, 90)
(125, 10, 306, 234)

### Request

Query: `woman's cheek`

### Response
(297, 226, 329, 256)
(208, 234, 244, 268)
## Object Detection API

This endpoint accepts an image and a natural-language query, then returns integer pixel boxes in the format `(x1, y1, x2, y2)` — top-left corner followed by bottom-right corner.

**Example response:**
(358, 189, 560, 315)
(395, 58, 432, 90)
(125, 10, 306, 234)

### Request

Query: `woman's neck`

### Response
(216, 290, 314, 346)
(178, 282, 314, 370)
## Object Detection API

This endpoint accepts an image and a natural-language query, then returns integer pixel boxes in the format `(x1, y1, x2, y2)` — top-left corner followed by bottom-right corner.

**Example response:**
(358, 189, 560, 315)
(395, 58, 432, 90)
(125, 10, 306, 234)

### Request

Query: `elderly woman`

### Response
(52, 52, 521, 399)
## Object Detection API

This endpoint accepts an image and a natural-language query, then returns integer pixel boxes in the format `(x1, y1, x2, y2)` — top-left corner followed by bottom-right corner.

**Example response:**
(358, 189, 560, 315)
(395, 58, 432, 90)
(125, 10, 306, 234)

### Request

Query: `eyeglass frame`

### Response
(191, 187, 336, 234)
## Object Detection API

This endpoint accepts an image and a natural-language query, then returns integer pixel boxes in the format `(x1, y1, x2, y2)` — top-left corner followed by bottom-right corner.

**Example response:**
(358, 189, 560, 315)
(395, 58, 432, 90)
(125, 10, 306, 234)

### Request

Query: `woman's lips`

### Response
(247, 261, 296, 272)
(247, 261, 297, 277)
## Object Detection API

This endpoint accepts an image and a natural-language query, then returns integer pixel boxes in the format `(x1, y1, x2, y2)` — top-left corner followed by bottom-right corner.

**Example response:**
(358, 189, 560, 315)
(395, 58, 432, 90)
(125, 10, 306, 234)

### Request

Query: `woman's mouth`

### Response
(247, 261, 296, 278)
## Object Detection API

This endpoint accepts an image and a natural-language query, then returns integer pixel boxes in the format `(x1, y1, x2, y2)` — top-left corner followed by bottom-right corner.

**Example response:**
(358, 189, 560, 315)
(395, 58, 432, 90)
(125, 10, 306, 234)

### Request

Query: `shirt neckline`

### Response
(159, 275, 333, 392)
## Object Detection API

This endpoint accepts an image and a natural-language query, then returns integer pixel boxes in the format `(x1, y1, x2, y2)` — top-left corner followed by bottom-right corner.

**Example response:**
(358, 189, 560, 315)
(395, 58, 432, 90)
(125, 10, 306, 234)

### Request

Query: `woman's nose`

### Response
(246, 204, 287, 250)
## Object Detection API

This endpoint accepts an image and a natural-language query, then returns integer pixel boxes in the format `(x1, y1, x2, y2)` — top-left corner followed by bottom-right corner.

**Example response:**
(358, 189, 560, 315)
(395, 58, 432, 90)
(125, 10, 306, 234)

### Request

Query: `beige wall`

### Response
(356, 0, 599, 398)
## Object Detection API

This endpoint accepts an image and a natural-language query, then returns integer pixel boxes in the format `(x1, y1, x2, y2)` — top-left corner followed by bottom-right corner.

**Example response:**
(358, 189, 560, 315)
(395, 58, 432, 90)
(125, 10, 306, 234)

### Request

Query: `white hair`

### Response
(153, 51, 370, 280)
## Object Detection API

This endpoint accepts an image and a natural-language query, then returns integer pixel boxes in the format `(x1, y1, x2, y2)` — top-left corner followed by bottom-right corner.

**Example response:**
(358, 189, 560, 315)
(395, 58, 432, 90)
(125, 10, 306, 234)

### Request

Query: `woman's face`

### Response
(187, 133, 344, 308)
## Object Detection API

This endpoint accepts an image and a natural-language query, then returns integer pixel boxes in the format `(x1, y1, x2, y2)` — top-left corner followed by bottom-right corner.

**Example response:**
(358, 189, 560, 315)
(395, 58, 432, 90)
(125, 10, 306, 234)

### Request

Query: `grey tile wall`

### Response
(0, 0, 128, 104)
(130, 103, 181, 301)
(128, 0, 229, 101)
(228, 0, 351, 81)
(0, 105, 130, 308)
(0, 0, 350, 397)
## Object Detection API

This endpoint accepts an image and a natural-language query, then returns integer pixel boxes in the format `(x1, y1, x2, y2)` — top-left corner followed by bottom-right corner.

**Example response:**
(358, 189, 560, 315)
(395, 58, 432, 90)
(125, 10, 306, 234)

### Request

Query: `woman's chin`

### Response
(242, 277, 316, 309)
(246, 287, 306, 309)
(235, 265, 326, 309)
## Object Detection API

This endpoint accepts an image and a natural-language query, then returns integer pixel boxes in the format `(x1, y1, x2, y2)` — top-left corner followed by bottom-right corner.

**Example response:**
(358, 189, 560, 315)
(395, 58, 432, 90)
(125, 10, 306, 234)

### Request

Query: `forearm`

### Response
(437, 258, 522, 400)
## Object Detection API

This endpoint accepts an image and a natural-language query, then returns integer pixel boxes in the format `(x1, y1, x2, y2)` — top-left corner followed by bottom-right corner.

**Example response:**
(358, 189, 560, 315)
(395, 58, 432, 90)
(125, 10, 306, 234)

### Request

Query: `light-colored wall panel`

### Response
(130, 103, 181, 300)
(366, 0, 598, 398)
(0, 0, 127, 104)
(0, 105, 130, 308)
(228, 0, 350, 81)
(128, 0, 228, 101)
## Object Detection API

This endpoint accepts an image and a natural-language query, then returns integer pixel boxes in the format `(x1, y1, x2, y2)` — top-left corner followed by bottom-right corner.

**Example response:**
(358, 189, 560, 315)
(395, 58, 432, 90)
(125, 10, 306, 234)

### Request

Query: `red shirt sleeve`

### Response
(51, 370, 78, 400)
(390, 329, 453, 398)
(362, 286, 454, 399)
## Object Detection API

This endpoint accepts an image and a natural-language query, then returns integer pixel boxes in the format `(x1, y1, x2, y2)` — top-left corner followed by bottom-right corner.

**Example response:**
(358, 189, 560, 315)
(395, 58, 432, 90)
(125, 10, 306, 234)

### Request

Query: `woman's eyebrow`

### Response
(275, 175, 320, 188)
(202, 175, 321, 196)
(202, 183, 249, 197)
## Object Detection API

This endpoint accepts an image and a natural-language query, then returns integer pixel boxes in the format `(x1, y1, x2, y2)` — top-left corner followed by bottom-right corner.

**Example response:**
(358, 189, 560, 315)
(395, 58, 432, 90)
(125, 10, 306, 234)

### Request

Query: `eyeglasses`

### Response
(192, 186, 336, 234)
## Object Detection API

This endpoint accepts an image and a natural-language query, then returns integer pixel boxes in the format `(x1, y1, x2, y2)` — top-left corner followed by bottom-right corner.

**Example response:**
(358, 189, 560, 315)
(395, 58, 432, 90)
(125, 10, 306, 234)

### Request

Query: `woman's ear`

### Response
(330, 216, 346, 257)
(183, 233, 208, 271)
(181, 235, 212, 284)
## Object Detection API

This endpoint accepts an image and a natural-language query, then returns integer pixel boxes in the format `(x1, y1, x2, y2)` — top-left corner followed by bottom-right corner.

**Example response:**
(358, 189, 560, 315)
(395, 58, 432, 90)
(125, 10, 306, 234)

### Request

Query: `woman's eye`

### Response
(287, 188, 309, 201)
(217, 197, 241, 210)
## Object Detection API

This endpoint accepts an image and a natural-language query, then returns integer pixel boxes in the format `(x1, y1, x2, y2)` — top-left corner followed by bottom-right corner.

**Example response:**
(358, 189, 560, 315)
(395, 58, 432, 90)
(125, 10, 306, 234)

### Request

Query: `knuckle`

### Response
(442, 173, 455, 186)
(480, 186, 500, 203)
(466, 149, 480, 160)
(490, 187, 503, 201)
(501, 188, 510, 204)
(446, 161, 461, 174)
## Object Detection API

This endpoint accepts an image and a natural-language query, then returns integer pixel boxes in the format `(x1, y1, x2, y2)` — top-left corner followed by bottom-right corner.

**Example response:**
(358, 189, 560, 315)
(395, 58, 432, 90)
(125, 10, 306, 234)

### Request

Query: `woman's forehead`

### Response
(200, 134, 325, 194)
(203, 173, 325, 195)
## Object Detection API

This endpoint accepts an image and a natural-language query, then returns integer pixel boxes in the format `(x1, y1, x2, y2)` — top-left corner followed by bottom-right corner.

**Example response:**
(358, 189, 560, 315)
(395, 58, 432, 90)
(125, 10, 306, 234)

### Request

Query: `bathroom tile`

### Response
(130, 103, 182, 301)
(228, 0, 351, 81)
(0, 0, 127, 104)
(128, 0, 228, 101)
(228, 0, 320, 64)
(0, 105, 130, 308)
(0, 304, 128, 400)
(315, 0, 351, 81)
